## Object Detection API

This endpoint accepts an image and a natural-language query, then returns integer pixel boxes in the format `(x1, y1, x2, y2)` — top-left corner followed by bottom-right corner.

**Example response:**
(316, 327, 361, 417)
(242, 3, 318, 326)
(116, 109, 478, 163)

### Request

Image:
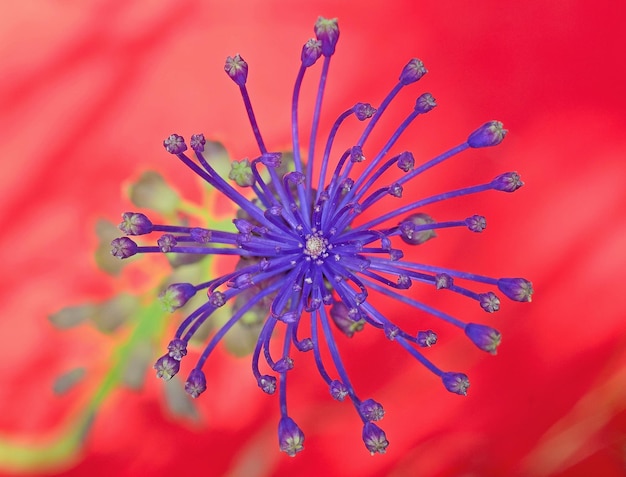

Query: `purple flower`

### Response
(111, 16, 532, 455)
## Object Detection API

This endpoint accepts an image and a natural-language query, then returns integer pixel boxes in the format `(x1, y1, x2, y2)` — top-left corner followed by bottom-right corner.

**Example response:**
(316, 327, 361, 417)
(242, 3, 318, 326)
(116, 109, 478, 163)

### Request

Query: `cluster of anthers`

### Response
(111, 17, 532, 456)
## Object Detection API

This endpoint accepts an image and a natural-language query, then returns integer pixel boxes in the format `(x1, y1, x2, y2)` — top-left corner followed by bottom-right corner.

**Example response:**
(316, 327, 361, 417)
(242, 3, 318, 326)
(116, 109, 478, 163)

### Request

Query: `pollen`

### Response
(303, 232, 328, 261)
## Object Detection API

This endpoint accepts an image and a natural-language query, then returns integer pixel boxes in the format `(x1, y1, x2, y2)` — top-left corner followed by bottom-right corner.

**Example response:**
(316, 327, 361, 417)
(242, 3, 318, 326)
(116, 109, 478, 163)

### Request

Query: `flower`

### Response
(111, 16, 532, 456)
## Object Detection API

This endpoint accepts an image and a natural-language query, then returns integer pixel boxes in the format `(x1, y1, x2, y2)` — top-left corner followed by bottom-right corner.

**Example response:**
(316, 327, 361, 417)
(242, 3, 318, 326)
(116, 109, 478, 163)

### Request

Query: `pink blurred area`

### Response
(1, 1, 626, 476)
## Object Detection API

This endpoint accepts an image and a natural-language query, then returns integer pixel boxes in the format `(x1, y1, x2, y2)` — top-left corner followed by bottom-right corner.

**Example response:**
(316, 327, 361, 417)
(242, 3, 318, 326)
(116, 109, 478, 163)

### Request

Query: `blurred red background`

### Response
(1, 1, 625, 476)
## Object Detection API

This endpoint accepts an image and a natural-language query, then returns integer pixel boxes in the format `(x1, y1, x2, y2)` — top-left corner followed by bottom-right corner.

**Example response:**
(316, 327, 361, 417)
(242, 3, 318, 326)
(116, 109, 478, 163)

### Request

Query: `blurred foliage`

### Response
(0, 141, 261, 472)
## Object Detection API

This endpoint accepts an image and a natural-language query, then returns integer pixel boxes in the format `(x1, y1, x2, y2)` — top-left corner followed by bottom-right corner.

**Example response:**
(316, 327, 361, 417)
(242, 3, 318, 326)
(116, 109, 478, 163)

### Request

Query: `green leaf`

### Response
(48, 305, 95, 329)
(90, 294, 139, 333)
(163, 377, 200, 421)
(94, 219, 126, 276)
(128, 171, 180, 215)
(53, 368, 87, 395)
(120, 341, 153, 390)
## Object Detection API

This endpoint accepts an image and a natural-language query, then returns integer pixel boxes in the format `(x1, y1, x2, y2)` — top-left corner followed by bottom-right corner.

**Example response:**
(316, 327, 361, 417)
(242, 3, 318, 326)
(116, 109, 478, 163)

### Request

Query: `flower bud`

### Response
(157, 234, 177, 252)
(110, 237, 138, 259)
(190, 133, 206, 152)
(330, 301, 365, 337)
(397, 275, 411, 289)
(388, 183, 403, 198)
(353, 102, 376, 121)
(261, 152, 282, 168)
(362, 422, 389, 455)
(314, 17, 339, 56)
(414, 92, 436, 113)
(465, 215, 486, 232)
(233, 218, 254, 234)
(278, 416, 305, 457)
(396, 151, 415, 172)
(350, 145, 365, 163)
(163, 133, 187, 154)
(497, 277, 533, 302)
(435, 273, 453, 289)
(258, 375, 277, 394)
(467, 121, 507, 148)
(184, 368, 207, 398)
(301, 38, 322, 67)
(416, 330, 437, 347)
(167, 338, 188, 360)
(359, 399, 385, 421)
(119, 212, 153, 236)
(209, 290, 226, 307)
(441, 372, 470, 396)
(154, 354, 180, 381)
(273, 357, 294, 373)
(492, 172, 524, 192)
(224, 54, 248, 86)
(330, 380, 349, 401)
(191, 227, 212, 243)
(383, 323, 400, 340)
(296, 338, 313, 352)
(479, 292, 500, 313)
(399, 58, 427, 85)
(399, 213, 437, 245)
(340, 177, 354, 193)
(229, 158, 255, 187)
(228, 273, 253, 288)
(286, 171, 305, 184)
(159, 283, 197, 312)
(464, 323, 502, 354)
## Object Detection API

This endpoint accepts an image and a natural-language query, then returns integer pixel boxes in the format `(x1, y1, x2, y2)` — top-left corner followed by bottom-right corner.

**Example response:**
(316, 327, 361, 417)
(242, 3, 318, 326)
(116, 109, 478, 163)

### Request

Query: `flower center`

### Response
(303, 231, 328, 261)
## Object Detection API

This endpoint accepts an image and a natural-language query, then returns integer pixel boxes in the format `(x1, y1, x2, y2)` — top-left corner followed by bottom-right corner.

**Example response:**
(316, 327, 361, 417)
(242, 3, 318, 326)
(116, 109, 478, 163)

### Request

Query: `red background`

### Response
(1, 1, 626, 476)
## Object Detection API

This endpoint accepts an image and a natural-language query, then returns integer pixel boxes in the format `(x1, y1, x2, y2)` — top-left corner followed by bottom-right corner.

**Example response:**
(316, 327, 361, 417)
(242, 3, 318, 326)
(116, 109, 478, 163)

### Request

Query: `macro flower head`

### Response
(112, 16, 532, 456)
